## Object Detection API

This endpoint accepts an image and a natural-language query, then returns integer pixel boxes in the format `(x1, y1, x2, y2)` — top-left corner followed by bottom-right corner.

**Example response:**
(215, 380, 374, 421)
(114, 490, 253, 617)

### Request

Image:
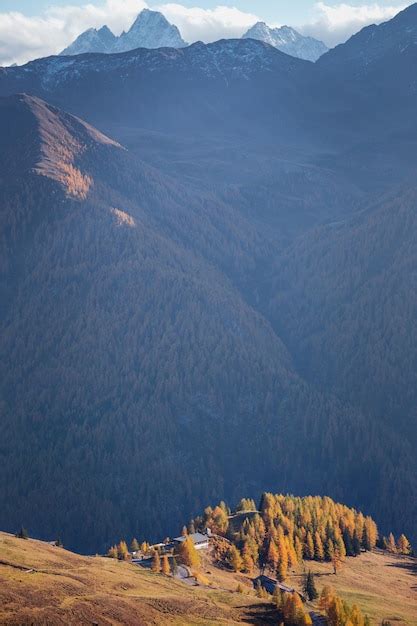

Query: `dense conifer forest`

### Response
(2, 5, 417, 554)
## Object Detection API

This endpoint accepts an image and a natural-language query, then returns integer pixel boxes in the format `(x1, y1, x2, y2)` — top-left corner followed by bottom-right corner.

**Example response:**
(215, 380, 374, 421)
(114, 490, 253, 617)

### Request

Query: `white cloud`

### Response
(301, 2, 408, 47)
(0, 0, 147, 66)
(156, 4, 259, 43)
(0, 0, 259, 66)
(0, 0, 410, 66)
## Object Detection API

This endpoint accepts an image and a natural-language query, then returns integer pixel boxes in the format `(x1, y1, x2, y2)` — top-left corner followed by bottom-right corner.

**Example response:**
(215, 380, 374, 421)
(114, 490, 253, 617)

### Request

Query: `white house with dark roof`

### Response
(172, 532, 210, 551)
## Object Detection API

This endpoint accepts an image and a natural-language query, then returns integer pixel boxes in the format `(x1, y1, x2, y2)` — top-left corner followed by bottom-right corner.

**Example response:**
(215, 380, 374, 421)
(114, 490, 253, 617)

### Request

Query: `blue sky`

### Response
(0, 0, 411, 66)
(1, 1, 409, 24)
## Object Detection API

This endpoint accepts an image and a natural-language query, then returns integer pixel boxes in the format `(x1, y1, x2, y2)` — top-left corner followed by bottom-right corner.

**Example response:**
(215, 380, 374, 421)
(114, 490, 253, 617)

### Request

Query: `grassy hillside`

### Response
(288, 550, 417, 625)
(1, 532, 416, 625)
(0, 532, 276, 625)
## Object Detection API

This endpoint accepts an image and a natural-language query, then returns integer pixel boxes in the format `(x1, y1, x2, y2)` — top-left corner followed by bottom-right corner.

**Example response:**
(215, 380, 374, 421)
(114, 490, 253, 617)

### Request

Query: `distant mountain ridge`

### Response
(243, 22, 328, 61)
(61, 9, 187, 56)
(60, 8, 327, 62)
(318, 2, 417, 74)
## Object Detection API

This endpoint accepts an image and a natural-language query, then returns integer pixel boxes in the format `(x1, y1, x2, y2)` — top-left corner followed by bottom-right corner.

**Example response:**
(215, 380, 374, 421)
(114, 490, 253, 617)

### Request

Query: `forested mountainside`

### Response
(2, 94, 409, 553)
(2, 4, 417, 553)
(269, 185, 417, 444)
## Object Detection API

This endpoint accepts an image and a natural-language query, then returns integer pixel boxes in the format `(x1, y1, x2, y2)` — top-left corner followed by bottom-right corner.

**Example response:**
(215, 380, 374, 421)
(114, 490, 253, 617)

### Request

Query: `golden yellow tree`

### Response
(305, 532, 315, 560)
(277, 541, 289, 581)
(397, 534, 412, 555)
(161, 554, 171, 575)
(319, 586, 335, 611)
(314, 531, 325, 561)
(107, 545, 118, 559)
(130, 538, 139, 552)
(117, 540, 129, 561)
(242, 551, 255, 574)
(363, 517, 378, 551)
(151, 550, 161, 573)
(228, 545, 243, 572)
(178, 536, 201, 569)
(266, 539, 279, 571)
(294, 536, 304, 563)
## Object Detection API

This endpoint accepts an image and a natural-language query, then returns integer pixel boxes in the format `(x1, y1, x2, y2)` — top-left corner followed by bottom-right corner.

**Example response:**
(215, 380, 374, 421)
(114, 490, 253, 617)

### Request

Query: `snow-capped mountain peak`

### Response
(61, 10, 187, 57)
(242, 22, 328, 62)
(60, 25, 116, 56)
(114, 9, 187, 52)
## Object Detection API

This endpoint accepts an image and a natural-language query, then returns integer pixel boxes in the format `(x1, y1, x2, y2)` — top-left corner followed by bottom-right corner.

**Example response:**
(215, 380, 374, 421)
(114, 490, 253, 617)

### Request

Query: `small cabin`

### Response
(253, 575, 305, 601)
(173, 532, 210, 551)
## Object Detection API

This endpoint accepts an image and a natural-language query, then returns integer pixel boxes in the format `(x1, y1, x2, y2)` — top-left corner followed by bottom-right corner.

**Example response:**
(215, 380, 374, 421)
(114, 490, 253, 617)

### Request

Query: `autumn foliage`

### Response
(193, 494, 379, 578)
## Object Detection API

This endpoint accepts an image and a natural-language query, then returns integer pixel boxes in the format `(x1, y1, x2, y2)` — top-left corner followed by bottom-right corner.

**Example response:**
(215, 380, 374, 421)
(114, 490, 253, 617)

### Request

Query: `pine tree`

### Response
(242, 552, 255, 574)
(117, 540, 129, 560)
(294, 536, 303, 563)
(272, 586, 284, 610)
(130, 538, 139, 552)
(303, 570, 319, 601)
(363, 517, 378, 551)
(314, 532, 325, 561)
(151, 550, 161, 573)
(325, 538, 335, 562)
(397, 534, 412, 555)
(161, 554, 171, 575)
(227, 545, 243, 572)
(343, 528, 354, 556)
(266, 539, 279, 571)
(319, 586, 335, 611)
(16, 526, 28, 540)
(107, 544, 118, 559)
(335, 533, 346, 560)
(332, 548, 344, 575)
(283, 593, 304, 624)
(171, 555, 179, 576)
(305, 532, 315, 560)
(384, 533, 397, 553)
(277, 542, 289, 582)
(178, 536, 201, 569)
(327, 595, 345, 626)
(352, 531, 361, 556)
(350, 604, 365, 626)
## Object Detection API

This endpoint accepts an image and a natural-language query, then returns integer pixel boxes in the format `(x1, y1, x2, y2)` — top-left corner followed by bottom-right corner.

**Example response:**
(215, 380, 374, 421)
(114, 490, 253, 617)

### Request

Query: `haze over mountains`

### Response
(1, 3, 417, 554)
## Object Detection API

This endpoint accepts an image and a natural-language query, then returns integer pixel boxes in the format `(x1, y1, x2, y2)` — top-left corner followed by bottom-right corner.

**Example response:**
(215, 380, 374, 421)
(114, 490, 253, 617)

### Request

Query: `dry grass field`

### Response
(288, 549, 417, 625)
(0, 532, 275, 625)
(1, 532, 416, 625)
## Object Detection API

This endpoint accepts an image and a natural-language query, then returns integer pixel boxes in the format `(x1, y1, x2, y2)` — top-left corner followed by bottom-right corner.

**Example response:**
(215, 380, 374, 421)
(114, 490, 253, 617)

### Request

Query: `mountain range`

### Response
(242, 22, 328, 61)
(1, 3, 417, 554)
(60, 8, 327, 62)
(60, 9, 187, 56)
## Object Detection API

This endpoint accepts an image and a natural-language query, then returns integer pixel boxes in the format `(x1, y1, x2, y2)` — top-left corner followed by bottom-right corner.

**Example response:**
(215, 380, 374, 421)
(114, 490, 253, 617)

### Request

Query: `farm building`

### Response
(253, 575, 305, 601)
(172, 532, 210, 551)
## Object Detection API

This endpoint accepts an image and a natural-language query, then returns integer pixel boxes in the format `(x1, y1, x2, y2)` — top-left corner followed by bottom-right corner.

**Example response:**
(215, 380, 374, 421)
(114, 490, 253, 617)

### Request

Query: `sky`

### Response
(0, 0, 411, 66)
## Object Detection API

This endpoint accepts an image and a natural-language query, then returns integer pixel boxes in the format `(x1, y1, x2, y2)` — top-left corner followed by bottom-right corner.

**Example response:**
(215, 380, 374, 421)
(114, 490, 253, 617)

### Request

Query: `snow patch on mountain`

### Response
(243, 22, 328, 62)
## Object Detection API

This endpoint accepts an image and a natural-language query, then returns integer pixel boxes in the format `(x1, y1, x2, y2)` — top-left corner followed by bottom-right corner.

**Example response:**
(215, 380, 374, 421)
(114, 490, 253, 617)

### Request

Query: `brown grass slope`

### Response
(286, 549, 417, 626)
(0, 532, 275, 626)
(1, 532, 417, 625)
